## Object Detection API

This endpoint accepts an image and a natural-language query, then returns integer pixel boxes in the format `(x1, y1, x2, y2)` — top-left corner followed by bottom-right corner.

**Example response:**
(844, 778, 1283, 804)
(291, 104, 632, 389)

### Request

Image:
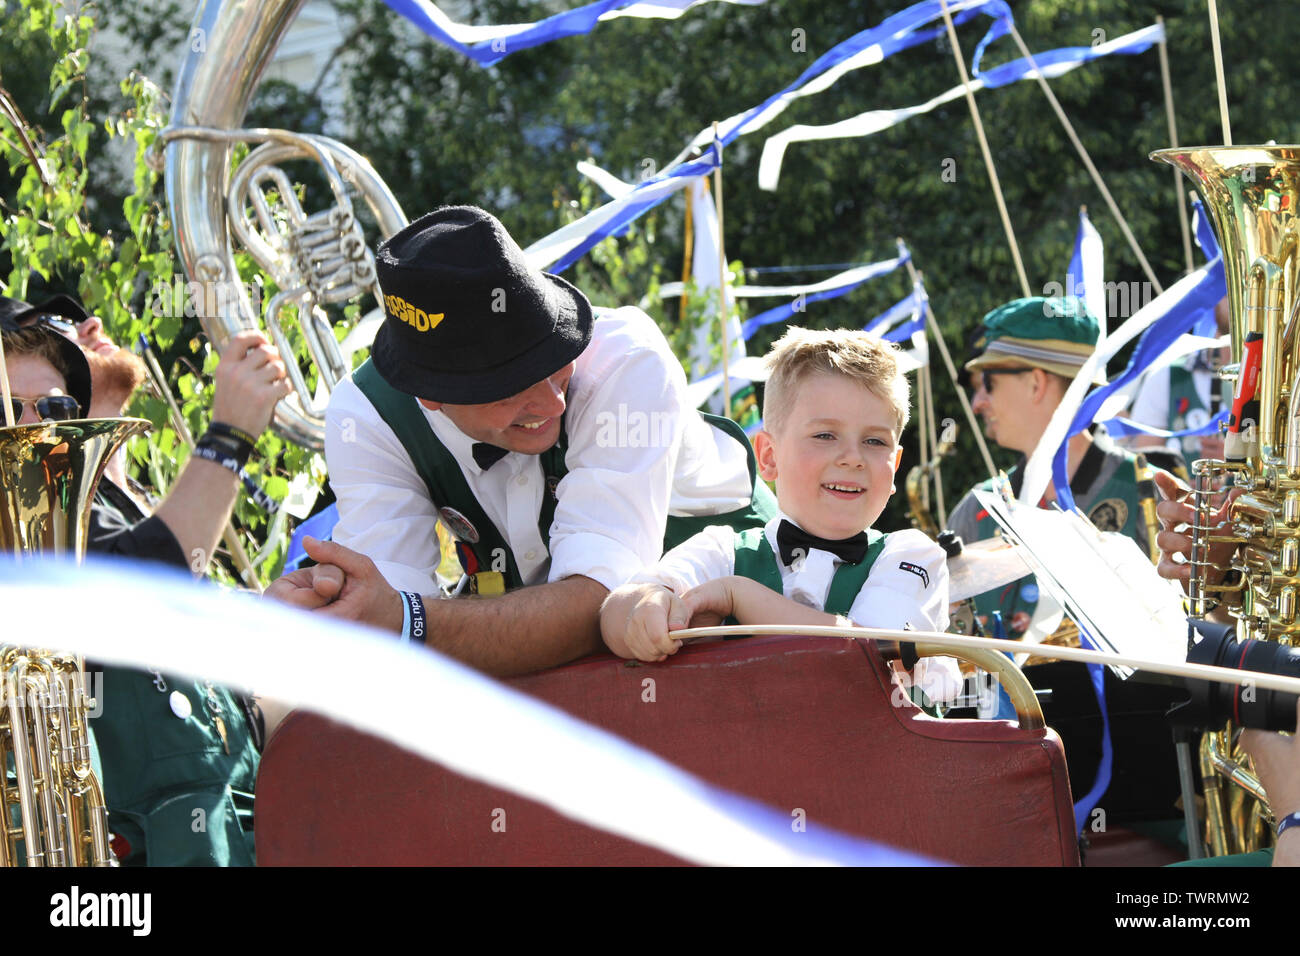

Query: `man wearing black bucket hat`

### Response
(273, 205, 775, 675)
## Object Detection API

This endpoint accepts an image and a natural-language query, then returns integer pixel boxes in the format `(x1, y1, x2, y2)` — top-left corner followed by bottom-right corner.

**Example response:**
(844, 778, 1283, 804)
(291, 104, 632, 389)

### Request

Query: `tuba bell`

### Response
(0, 416, 148, 865)
(1152, 145, 1300, 854)
(157, 0, 408, 452)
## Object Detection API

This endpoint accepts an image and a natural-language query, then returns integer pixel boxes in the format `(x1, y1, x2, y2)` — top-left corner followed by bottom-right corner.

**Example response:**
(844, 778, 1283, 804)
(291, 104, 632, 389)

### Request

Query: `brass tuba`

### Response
(158, 0, 408, 451)
(0, 417, 147, 865)
(1152, 145, 1300, 854)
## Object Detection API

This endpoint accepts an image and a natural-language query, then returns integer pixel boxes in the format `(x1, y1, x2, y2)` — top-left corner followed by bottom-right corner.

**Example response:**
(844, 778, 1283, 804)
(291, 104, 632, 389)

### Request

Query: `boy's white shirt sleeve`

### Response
(847, 529, 951, 632)
(848, 529, 959, 703)
(629, 525, 736, 594)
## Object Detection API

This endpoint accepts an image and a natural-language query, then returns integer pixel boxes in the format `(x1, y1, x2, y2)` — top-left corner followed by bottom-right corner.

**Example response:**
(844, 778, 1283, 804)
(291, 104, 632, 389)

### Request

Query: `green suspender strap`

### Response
(354, 359, 775, 591)
(729, 526, 887, 622)
(354, 359, 529, 590)
(662, 413, 777, 551)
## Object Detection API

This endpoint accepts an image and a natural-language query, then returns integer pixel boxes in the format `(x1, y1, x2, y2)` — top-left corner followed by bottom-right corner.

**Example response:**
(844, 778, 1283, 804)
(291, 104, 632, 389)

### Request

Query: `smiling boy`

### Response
(600, 327, 952, 677)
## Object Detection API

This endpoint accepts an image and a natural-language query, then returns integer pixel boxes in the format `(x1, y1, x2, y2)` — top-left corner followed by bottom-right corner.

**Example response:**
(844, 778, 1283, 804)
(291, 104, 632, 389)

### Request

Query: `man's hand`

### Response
(264, 536, 404, 634)
(264, 558, 345, 610)
(211, 329, 292, 437)
(1242, 699, 1300, 867)
(601, 583, 688, 662)
(1153, 469, 1239, 587)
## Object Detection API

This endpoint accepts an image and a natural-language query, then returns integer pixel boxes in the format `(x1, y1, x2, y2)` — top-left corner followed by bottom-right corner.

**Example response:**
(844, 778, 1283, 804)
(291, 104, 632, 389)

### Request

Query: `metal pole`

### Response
(937, 0, 1032, 299)
(1005, 22, 1163, 295)
(1156, 16, 1195, 273)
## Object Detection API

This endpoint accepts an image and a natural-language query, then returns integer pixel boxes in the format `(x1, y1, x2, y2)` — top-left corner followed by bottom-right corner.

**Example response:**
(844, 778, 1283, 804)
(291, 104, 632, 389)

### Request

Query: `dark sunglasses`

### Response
(980, 368, 1032, 393)
(19, 313, 79, 336)
(9, 395, 81, 422)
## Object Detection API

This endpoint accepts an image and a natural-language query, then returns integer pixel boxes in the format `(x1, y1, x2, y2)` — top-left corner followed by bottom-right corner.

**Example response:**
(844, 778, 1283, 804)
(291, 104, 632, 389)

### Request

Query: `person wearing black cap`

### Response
(2, 296, 289, 864)
(273, 205, 775, 675)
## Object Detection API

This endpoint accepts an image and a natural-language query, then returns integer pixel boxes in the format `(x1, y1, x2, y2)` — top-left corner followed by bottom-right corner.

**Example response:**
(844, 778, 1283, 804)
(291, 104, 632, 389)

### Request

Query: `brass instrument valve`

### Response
(1286, 490, 1300, 528)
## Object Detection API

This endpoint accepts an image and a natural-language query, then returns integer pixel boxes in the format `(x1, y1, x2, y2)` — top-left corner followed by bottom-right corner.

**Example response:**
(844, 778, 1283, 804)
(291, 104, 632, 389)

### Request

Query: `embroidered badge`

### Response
(899, 561, 929, 588)
(546, 475, 561, 501)
(1087, 497, 1128, 533)
(438, 506, 480, 543)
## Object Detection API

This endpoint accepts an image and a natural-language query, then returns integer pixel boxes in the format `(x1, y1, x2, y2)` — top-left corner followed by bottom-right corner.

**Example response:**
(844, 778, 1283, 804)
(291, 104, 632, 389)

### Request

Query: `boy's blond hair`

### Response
(762, 326, 910, 436)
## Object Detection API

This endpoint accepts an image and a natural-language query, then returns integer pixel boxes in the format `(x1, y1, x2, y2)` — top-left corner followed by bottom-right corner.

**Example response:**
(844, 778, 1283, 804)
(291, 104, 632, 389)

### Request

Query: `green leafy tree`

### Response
(0, 0, 327, 585)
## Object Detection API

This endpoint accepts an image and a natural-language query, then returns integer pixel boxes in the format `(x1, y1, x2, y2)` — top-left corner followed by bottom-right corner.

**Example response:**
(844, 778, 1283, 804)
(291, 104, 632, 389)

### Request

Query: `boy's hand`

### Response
(600, 583, 687, 662)
(680, 576, 743, 627)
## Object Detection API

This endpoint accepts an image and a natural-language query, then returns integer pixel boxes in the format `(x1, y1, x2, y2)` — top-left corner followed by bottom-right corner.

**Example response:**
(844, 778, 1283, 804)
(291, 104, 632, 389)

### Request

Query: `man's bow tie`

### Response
(776, 519, 870, 567)
(472, 442, 510, 470)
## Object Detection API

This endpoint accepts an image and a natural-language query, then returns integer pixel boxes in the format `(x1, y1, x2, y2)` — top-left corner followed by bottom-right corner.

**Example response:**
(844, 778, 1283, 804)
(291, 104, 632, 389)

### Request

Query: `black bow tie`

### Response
(776, 520, 870, 567)
(472, 442, 510, 470)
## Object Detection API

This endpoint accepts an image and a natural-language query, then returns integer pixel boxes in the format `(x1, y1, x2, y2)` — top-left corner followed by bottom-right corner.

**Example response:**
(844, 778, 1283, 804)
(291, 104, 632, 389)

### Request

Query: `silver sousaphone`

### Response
(158, 0, 408, 450)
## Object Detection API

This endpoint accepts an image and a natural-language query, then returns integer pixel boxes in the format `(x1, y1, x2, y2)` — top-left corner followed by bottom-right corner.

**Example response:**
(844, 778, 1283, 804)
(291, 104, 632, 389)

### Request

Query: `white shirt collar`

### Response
(425, 406, 520, 478)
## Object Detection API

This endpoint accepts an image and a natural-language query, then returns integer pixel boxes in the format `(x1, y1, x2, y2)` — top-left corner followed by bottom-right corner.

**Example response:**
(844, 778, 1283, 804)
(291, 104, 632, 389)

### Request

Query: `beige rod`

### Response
(712, 122, 732, 417)
(1206, 0, 1232, 146)
(937, 0, 1032, 299)
(904, 259, 998, 479)
(680, 182, 695, 326)
(1005, 22, 1163, 295)
(672, 623, 1300, 697)
(927, 364, 948, 527)
(0, 334, 14, 427)
(1156, 16, 1195, 273)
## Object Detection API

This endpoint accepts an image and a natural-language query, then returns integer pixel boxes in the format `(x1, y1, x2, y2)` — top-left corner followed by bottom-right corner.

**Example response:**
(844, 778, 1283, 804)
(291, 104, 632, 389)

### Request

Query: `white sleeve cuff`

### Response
(548, 531, 645, 592)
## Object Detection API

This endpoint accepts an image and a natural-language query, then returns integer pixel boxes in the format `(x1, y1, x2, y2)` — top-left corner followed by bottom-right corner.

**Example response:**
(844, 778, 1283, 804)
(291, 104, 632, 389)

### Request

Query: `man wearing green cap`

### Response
(948, 296, 1156, 640)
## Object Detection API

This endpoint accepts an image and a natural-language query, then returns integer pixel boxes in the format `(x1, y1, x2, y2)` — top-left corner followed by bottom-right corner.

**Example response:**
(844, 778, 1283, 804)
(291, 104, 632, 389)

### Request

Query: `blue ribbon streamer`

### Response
(540, 1, 1010, 272)
(1051, 260, 1228, 514)
(740, 252, 910, 339)
(1101, 409, 1228, 441)
(971, 24, 1164, 90)
(383, 0, 715, 67)
(716, 0, 1012, 152)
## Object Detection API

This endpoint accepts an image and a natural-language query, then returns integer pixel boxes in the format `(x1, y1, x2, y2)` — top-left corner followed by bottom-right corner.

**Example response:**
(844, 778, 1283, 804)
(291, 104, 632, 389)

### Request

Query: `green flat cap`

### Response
(966, 296, 1104, 383)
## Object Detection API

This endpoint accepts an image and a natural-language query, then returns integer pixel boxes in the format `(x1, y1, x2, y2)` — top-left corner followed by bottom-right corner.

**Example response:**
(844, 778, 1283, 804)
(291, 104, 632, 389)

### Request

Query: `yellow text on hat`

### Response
(385, 293, 444, 333)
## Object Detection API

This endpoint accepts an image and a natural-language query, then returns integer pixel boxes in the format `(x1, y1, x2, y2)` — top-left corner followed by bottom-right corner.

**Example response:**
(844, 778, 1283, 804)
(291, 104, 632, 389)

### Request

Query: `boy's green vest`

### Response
(729, 525, 888, 619)
(353, 359, 776, 591)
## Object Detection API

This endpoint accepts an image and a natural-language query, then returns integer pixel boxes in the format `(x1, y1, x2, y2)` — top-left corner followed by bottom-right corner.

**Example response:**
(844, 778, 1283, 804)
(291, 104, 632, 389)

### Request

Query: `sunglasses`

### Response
(8, 395, 81, 422)
(981, 368, 1032, 393)
(18, 314, 79, 337)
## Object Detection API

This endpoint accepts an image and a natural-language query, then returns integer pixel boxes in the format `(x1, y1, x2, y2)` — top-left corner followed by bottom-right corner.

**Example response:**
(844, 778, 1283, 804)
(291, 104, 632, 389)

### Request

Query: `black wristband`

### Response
(196, 430, 253, 470)
(207, 420, 258, 450)
(400, 590, 425, 645)
(191, 440, 242, 477)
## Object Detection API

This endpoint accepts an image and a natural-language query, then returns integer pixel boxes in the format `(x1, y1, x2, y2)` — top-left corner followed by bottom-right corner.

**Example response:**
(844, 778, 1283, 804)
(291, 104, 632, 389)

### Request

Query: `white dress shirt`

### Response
(632, 512, 951, 632)
(632, 512, 960, 700)
(325, 307, 752, 595)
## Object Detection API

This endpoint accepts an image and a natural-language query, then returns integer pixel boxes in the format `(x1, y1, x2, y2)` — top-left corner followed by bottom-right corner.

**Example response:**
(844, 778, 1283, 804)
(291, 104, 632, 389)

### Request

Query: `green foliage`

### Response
(0, 0, 325, 587)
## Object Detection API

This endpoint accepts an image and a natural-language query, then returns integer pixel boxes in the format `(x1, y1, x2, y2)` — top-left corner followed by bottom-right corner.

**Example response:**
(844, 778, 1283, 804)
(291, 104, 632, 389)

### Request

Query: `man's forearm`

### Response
(422, 575, 608, 677)
(152, 458, 241, 570)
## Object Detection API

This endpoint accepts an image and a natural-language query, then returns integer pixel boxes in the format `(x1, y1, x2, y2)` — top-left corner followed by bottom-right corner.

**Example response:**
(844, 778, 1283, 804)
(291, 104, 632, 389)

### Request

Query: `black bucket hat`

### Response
(370, 206, 594, 404)
(0, 294, 94, 417)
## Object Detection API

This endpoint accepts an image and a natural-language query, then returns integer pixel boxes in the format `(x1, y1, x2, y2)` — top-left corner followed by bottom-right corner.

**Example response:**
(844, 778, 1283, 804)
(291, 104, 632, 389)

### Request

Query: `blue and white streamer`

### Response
(759, 22, 1164, 190)
(673, 0, 1012, 164)
(865, 281, 929, 368)
(1018, 256, 1227, 512)
(10, 556, 933, 867)
(1065, 207, 1106, 331)
(383, 0, 765, 67)
(528, 1, 1009, 272)
(738, 245, 911, 340)
(525, 148, 721, 273)
(1101, 410, 1228, 442)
